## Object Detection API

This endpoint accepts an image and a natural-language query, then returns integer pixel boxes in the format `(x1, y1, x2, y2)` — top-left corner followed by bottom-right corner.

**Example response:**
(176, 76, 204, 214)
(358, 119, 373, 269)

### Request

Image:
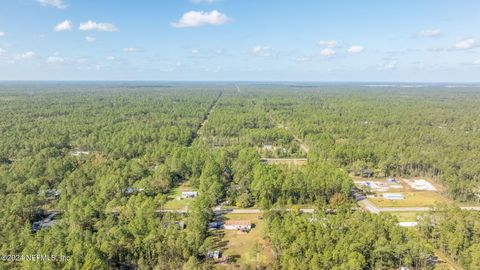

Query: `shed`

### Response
(208, 221, 222, 229)
(207, 250, 221, 260)
(398, 222, 418, 227)
(382, 193, 405, 200)
(181, 191, 198, 198)
(263, 144, 273, 150)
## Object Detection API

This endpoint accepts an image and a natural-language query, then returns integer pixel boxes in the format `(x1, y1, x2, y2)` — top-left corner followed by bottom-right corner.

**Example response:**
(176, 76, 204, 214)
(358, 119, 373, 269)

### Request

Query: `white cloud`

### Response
(378, 61, 397, 70)
(46, 56, 64, 63)
(319, 40, 339, 48)
(191, 49, 200, 54)
(85, 36, 96, 43)
(106, 56, 116, 61)
(123, 47, 138, 52)
(37, 0, 66, 9)
(320, 48, 335, 57)
(474, 59, 480, 65)
(14, 51, 35, 61)
(295, 56, 311, 62)
(417, 29, 441, 37)
(0, 32, 5, 37)
(252, 46, 271, 57)
(54, 20, 72, 32)
(0, 48, 6, 55)
(171, 10, 230, 28)
(454, 38, 477, 50)
(79, 21, 117, 32)
(348, 45, 364, 54)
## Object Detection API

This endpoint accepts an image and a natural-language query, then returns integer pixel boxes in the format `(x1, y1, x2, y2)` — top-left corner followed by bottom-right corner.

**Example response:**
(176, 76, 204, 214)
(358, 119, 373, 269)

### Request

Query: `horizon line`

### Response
(1, 80, 480, 84)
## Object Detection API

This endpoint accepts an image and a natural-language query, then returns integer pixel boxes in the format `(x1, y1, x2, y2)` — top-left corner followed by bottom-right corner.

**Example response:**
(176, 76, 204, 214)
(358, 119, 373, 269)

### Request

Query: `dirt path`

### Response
(196, 91, 222, 137)
(234, 83, 241, 93)
(293, 134, 309, 154)
(269, 119, 310, 155)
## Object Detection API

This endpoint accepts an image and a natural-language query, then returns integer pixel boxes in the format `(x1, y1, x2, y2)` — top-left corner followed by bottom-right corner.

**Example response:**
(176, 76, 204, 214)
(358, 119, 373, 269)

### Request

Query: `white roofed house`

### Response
(181, 191, 198, 199)
(262, 144, 273, 150)
(69, 150, 90, 156)
(382, 193, 405, 200)
(224, 220, 252, 232)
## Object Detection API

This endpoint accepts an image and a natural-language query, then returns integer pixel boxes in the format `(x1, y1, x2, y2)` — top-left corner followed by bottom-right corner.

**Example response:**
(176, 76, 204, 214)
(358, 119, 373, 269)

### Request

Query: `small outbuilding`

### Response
(207, 250, 221, 260)
(398, 222, 418, 227)
(208, 221, 222, 229)
(262, 144, 274, 150)
(70, 150, 90, 156)
(382, 193, 405, 200)
(387, 178, 398, 183)
(181, 191, 198, 199)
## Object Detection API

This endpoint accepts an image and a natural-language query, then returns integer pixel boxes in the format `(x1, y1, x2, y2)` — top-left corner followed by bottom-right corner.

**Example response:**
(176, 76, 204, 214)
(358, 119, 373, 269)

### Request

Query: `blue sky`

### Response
(0, 0, 479, 81)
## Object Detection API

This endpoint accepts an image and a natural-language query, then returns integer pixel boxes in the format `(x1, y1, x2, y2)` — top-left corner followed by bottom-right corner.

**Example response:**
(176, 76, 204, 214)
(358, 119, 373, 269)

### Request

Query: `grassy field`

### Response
(385, 211, 420, 222)
(215, 213, 274, 268)
(370, 191, 450, 208)
(163, 183, 197, 210)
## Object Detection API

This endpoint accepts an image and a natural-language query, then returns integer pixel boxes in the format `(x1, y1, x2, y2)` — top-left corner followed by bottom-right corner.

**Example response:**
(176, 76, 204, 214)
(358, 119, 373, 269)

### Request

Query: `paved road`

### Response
(154, 202, 480, 214)
(357, 199, 480, 213)
(357, 199, 380, 214)
(157, 208, 315, 214)
(381, 206, 480, 212)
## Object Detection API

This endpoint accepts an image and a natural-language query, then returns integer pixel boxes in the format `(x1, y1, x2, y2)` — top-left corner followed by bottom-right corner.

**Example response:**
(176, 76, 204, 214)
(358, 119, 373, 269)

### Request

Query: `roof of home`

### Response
(225, 220, 251, 225)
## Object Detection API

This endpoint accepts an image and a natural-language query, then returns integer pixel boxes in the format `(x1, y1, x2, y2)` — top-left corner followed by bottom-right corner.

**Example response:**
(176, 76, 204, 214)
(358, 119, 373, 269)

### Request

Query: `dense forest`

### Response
(0, 82, 479, 269)
(419, 205, 480, 269)
(258, 85, 480, 202)
(265, 210, 433, 269)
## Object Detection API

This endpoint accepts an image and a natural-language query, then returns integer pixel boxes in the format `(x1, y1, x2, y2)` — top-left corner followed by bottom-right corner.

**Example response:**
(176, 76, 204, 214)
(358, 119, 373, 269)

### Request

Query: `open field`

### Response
(354, 177, 453, 208)
(163, 183, 198, 210)
(370, 191, 450, 208)
(215, 213, 273, 268)
(385, 211, 420, 222)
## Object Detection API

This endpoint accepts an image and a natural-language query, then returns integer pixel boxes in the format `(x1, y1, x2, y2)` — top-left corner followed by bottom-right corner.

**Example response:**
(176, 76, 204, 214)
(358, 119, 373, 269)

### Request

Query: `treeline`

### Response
(251, 86, 480, 201)
(224, 148, 352, 208)
(2, 83, 480, 269)
(418, 206, 480, 269)
(201, 92, 305, 158)
(265, 210, 434, 270)
(0, 86, 221, 269)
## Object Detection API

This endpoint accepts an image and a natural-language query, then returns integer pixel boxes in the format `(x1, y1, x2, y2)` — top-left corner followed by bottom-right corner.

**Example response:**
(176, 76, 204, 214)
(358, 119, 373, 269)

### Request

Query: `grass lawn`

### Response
(216, 213, 274, 268)
(163, 182, 197, 210)
(370, 191, 450, 208)
(385, 212, 420, 222)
